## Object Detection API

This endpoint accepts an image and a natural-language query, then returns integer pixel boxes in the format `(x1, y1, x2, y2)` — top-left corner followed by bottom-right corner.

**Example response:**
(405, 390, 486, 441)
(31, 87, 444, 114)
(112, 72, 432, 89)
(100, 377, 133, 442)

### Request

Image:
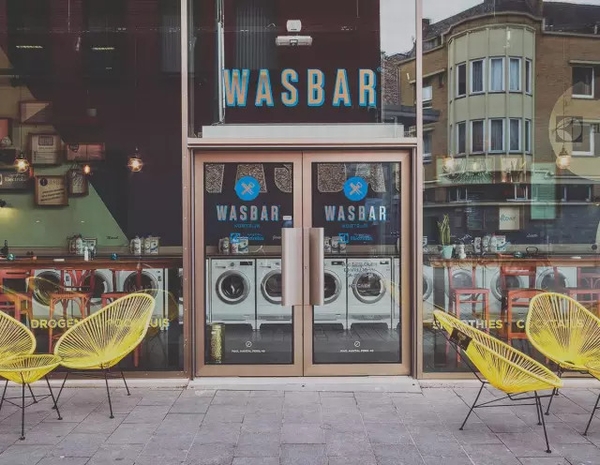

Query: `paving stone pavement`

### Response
(0, 385, 598, 464)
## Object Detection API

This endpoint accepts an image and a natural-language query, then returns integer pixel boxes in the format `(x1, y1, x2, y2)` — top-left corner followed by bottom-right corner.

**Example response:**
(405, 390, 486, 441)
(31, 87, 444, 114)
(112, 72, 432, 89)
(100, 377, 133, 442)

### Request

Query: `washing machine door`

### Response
(32, 271, 61, 306)
(82, 272, 110, 300)
(445, 270, 473, 298)
(423, 272, 433, 301)
(324, 271, 342, 305)
(216, 271, 250, 305)
(490, 271, 524, 302)
(261, 271, 282, 305)
(123, 272, 159, 298)
(352, 270, 386, 304)
(537, 269, 568, 291)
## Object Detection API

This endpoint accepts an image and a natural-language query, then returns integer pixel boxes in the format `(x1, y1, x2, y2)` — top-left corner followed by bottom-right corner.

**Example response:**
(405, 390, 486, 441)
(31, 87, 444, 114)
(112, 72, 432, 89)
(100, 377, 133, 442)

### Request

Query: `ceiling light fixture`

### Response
(556, 146, 571, 170)
(128, 148, 144, 173)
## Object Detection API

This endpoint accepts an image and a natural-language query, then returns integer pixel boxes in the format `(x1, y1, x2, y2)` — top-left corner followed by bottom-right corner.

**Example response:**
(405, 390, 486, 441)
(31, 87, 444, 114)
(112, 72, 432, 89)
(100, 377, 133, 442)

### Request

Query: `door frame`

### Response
(190, 140, 418, 378)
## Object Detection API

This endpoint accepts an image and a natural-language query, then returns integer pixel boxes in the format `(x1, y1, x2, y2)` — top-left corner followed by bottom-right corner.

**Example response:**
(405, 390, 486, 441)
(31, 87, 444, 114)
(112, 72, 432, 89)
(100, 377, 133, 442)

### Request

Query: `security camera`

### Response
(276, 35, 313, 47)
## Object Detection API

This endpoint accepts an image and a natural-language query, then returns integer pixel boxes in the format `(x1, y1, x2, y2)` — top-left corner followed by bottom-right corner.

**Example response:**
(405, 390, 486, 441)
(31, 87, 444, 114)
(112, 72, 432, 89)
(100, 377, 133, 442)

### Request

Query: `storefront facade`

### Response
(1, 0, 600, 379)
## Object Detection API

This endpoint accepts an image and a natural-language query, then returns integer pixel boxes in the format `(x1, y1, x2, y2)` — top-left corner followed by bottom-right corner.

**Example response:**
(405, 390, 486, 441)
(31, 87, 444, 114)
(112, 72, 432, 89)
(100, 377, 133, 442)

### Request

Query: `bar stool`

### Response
(498, 264, 537, 339)
(447, 265, 490, 323)
(567, 289, 600, 317)
(101, 292, 141, 368)
(505, 289, 544, 346)
(47, 269, 95, 352)
(0, 270, 34, 325)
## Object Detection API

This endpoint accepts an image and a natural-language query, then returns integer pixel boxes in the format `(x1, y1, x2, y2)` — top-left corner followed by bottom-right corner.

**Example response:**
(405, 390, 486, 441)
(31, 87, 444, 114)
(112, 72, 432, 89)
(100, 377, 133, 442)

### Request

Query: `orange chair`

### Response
(504, 289, 544, 345)
(498, 264, 537, 339)
(567, 289, 600, 317)
(0, 270, 34, 325)
(447, 265, 490, 323)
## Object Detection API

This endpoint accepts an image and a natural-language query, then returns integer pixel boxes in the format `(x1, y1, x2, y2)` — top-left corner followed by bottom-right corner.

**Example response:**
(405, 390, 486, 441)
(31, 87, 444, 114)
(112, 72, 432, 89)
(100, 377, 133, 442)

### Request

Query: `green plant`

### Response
(437, 214, 451, 246)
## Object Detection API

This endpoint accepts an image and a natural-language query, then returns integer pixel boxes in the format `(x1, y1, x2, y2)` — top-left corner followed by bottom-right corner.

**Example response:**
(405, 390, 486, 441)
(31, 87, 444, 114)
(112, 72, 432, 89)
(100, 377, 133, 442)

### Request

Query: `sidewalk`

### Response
(0, 381, 598, 465)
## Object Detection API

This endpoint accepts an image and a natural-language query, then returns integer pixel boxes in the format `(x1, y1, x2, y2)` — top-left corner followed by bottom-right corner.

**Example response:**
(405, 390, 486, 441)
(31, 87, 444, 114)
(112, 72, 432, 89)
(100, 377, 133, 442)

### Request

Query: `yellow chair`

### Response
(0, 309, 36, 361)
(53, 293, 155, 418)
(585, 360, 600, 435)
(434, 310, 563, 453)
(0, 354, 63, 440)
(525, 292, 600, 419)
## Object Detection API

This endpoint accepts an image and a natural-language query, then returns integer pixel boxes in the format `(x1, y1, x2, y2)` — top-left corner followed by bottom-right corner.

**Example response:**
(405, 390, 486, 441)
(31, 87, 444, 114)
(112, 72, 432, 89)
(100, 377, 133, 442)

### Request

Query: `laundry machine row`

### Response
(208, 257, 399, 330)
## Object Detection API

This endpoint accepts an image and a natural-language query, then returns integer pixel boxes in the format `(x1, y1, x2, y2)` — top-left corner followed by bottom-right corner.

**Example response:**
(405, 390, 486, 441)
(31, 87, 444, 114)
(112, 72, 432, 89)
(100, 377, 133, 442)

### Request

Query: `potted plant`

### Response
(437, 214, 454, 259)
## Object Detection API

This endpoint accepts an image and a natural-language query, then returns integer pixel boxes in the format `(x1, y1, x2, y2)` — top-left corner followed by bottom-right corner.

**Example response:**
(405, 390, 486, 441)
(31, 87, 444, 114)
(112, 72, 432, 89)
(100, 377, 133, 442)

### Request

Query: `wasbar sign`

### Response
(224, 69, 378, 108)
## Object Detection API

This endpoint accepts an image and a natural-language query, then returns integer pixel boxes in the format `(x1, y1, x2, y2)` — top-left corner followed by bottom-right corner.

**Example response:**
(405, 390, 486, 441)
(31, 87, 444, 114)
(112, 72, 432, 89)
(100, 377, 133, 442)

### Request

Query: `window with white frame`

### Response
(525, 59, 532, 94)
(470, 59, 484, 94)
(489, 119, 505, 152)
(423, 85, 433, 108)
(572, 67, 594, 98)
(509, 58, 521, 92)
(525, 119, 532, 153)
(456, 63, 467, 97)
(457, 122, 466, 154)
(471, 120, 484, 153)
(489, 57, 504, 92)
(509, 118, 521, 151)
(423, 132, 432, 163)
(572, 122, 597, 156)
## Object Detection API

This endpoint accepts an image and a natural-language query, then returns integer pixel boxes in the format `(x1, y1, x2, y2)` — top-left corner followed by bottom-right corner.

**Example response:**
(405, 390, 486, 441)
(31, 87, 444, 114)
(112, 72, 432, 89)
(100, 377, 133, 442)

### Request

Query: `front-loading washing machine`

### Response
(81, 269, 113, 312)
(314, 259, 347, 328)
(209, 259, 256, 329)
(256, 258, 290, 327)
(31, 269, 71, 320)
(347, 258, 393, 328)
(536, 265, 577, 291)
(117, 268, 168, 324)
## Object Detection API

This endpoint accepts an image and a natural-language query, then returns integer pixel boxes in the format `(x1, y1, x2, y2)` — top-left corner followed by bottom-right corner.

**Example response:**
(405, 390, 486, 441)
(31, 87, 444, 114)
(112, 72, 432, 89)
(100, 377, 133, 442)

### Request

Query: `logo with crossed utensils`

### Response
(343, 176, 368, 202)
(235, 176, 261, 201)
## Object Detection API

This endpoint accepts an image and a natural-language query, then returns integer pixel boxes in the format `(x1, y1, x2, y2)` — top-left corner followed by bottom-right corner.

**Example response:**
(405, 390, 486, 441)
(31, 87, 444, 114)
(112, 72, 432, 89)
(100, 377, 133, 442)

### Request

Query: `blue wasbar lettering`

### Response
(216, 205, 280, 222)
(223, 69, 378, 108)
(323, 205, 387, 222)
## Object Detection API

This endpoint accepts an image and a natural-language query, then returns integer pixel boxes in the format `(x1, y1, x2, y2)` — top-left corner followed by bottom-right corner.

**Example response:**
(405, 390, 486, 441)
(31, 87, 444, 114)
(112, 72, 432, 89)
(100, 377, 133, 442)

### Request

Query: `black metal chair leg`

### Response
(545, 369, 563, 415)
(27, 384, 37, 404)
(0, 380, 8, 413)
(120, 370, 131, 396)
(536, 392, 543, 426)
(45, 376, 62, 421)
(104, 369, 114, 419)
(460, 382, 485, 431)
(20, 383, 25, 440)
(52, 371, 70, 410)
(583, 391, 600, 436)
(536, 392, 552, 454)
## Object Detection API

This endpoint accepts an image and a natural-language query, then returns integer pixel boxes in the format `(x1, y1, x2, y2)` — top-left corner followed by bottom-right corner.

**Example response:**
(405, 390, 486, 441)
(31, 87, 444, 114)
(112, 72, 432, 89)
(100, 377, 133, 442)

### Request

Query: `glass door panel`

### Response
(303, 152, 410, 376)
(196, 154, 304, 376)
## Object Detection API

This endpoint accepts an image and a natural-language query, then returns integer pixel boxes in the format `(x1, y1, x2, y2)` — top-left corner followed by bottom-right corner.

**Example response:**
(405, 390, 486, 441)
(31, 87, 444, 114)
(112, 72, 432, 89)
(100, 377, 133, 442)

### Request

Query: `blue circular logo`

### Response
(235, 176, 260, 201)
(343, 177, 368, 202)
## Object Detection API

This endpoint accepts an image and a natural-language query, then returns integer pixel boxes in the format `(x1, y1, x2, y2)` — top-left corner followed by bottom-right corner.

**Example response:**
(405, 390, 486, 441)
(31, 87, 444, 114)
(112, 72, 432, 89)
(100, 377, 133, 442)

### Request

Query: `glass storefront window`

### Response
(420, 0, 600, 373)
(0, 0, 184, 372)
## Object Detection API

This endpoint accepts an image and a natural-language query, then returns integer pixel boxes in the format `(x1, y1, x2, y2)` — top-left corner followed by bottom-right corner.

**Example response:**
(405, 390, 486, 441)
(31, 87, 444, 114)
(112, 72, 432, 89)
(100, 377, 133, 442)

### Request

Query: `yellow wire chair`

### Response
(525, 292, 600, 433)
(0, 311, 62, 439)
(53, 293, 156, 418)
(433, 310, 563, 453)
(585, 360, 600, 436)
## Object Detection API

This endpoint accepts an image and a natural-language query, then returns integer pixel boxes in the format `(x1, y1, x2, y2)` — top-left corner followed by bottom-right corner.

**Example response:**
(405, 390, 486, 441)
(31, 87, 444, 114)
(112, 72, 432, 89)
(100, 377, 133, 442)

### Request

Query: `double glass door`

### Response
(194, 151, 410, 376)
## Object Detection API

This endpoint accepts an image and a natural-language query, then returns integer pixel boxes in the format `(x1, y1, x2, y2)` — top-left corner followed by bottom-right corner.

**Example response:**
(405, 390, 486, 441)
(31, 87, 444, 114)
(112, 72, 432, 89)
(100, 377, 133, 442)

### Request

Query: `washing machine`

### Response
(81, 269, 113, 312)
(256, 258, 291, 327)
(347, 258, 393, 328)
(116, 268, 168, 322)
(536, 265, 577, 291)
(314, 259, 347, 328)
(209, 259, 256, 329)
(31, 269, 71, 320)
(393, 258, 401, 329)
(485, 265, 531, 320)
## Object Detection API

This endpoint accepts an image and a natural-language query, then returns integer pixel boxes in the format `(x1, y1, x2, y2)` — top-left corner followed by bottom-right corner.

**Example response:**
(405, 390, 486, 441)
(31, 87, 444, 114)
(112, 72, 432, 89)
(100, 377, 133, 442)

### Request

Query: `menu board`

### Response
(34, 175, 68, 206)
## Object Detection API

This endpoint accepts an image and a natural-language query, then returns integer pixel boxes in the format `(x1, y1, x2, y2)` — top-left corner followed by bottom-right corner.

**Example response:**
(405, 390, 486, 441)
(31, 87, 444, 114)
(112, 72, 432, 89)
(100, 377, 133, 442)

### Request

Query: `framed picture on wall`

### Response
(67, 169, 89, 197)
(20, 101, 53, 125)
(66, 143, 105, 161)
(34, 175, 68, 207)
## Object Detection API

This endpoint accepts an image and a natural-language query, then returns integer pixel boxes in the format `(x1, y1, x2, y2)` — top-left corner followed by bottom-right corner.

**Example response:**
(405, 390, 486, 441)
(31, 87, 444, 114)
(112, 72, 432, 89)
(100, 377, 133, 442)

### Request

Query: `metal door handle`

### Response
(281, 228, 303, 306)
(309, 228, 324, 306)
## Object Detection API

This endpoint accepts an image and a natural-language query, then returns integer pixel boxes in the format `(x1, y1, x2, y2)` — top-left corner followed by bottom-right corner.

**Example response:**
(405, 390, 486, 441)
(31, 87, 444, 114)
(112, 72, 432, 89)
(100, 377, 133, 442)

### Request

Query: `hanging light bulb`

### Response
(14, 152, 29, 174)
(82, 164, 92, 175)
(556, 146, 571, 170)
(128, 147, 144, 173)
(442, 155, 455, 173)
